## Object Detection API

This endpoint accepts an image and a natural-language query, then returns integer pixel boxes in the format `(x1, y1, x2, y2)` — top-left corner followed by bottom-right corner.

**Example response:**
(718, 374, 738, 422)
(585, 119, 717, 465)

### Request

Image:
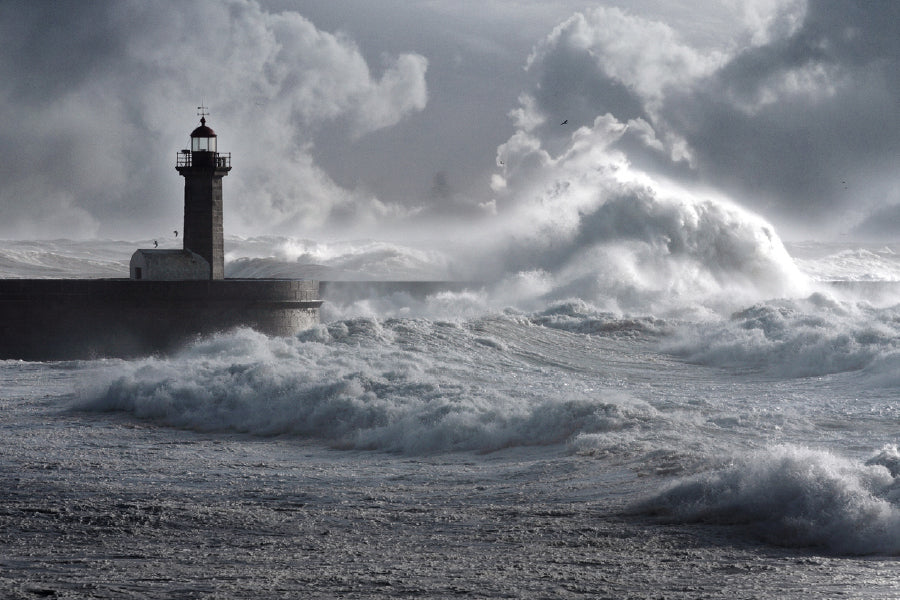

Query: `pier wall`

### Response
(0, 279, 320, 360)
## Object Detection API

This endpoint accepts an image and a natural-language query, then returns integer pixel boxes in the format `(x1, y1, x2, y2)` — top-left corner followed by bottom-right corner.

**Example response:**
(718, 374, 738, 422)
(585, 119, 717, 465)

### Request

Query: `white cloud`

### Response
(0, 0, 429, 238)
(353, 53, 429, 136)
(480, 11, 811, 310)
(528, 7, 725, 116)
(507, 93, 545, 132)
(730, 0, 808, 46)
(728, 61, 842, 115)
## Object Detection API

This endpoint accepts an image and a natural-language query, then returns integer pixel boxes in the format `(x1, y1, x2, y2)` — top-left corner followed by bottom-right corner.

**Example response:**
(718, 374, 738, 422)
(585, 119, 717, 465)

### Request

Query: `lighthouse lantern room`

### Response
(190, 117, 217, 152)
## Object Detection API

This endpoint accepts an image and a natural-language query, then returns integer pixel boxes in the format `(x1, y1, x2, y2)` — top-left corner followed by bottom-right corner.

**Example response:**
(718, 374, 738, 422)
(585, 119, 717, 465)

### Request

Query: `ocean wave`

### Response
(790, 242, 900, 282)
(638, 444, 900, 555)
(225, 236, 454, 281)
(0, 239, 131, 279)
(530, 299, 670, 337)
(74, 320, 668, 453)
(664, 293, 900, 378)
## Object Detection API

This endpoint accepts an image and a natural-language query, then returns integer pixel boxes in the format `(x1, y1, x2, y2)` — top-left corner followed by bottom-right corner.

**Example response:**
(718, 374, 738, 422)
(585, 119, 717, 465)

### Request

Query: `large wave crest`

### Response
(75, 319, 669, 454)
(639, 444, 900, 555)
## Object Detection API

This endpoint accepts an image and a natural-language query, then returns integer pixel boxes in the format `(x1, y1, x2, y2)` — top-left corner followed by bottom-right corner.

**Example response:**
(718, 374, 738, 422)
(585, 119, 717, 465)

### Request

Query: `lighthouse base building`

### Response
(0, 113, 321, 360)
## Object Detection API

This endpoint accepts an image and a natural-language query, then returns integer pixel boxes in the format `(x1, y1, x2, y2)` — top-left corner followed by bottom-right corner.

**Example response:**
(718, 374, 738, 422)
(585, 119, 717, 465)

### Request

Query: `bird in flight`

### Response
(560, 119, 568, 125)
(174, 230, 178, 238)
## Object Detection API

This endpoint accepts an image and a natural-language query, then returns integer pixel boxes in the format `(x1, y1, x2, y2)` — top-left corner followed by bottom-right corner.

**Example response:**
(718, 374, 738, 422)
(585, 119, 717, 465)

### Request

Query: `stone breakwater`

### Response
(0, 279, 320, 360)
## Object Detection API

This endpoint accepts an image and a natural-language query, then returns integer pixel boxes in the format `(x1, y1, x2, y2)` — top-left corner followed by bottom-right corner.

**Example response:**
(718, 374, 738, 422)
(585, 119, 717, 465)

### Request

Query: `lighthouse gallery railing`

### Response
(176, 151, 231, 168)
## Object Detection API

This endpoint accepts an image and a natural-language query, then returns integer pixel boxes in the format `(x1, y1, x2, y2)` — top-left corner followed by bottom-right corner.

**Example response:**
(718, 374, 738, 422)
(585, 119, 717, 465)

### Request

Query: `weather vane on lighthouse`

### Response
(197, 105, 209, 124)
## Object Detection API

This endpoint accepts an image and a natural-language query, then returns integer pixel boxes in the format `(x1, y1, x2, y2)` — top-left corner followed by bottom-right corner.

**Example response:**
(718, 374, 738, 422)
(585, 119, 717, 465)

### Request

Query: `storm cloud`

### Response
(0, 1, 898, 243)
(507, 1, 900, 239)
(0, 0, 427, 238)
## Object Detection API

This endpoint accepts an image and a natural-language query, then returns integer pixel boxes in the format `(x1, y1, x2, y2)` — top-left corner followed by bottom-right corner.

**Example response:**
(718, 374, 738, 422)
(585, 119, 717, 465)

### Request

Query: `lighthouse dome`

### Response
(190, 117, 216, 138)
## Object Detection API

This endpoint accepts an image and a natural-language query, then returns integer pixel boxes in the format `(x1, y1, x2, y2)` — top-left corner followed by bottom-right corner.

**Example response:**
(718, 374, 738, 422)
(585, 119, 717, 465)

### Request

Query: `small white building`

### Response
(130, 249, 210, 280)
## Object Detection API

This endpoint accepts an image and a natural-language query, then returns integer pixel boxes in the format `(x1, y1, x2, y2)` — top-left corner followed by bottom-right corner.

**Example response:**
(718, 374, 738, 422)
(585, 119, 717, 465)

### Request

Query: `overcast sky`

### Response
(1, 0, 898, 242)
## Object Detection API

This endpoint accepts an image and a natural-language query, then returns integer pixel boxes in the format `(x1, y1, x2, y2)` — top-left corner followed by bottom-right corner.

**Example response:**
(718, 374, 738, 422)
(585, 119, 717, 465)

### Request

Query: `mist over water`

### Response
(222, 150, 813, 321)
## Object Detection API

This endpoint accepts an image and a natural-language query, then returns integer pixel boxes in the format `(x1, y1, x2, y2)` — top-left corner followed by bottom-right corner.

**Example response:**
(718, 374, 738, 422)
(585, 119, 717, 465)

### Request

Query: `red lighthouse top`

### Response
(190, 117, 217, 139)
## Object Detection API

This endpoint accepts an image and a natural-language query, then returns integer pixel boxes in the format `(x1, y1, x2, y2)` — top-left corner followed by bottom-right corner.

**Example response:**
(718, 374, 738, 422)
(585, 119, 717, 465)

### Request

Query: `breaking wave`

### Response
(665, 292, 900, 379)
(75, 319, 670, 454)
(789, 242, 900, 282)
(639, 445, 900, 555)
(505, 190, 807, 311)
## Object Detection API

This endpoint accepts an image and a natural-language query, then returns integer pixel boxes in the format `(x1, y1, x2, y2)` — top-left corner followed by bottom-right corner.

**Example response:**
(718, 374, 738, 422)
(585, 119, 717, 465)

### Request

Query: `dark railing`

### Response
(176, 151, 231, 168)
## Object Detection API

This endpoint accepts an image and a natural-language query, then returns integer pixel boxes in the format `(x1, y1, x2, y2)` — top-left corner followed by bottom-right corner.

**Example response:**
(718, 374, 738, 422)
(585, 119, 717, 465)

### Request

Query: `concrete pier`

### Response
(0, 279, 321, 360)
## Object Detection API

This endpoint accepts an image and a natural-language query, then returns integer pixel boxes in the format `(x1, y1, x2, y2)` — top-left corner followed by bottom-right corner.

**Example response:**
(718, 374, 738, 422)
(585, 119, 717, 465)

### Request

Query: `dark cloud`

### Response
(507, 2, 900, 239)
(664, 0, 900, 232)
(0, 1, 126, 105)
(530, 35, 649, 141)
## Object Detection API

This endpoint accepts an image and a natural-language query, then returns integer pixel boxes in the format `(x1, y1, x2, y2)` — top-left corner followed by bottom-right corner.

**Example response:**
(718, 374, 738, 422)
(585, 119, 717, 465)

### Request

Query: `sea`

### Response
(2, 230, 900, 598)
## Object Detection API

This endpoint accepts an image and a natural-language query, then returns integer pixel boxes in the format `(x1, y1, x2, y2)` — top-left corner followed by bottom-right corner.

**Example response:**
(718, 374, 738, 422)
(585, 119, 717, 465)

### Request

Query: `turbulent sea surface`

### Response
(3, 235, 900, 598)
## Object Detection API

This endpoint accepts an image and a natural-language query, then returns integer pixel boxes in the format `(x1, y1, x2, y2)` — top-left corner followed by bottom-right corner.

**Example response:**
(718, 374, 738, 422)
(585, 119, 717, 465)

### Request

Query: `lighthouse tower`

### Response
(175, 109, 231, 279)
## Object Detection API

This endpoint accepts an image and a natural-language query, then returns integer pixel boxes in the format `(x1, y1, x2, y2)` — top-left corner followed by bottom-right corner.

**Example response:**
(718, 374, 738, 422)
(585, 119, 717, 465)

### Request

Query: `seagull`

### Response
(560, 119, 568, 125)
(154, 240, 158, 248)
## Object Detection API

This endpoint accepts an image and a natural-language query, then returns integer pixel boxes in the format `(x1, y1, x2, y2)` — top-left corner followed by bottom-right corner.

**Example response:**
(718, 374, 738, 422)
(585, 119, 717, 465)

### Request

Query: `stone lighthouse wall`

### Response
(181, 170, 226, 278)
(178, 150, 229, 279)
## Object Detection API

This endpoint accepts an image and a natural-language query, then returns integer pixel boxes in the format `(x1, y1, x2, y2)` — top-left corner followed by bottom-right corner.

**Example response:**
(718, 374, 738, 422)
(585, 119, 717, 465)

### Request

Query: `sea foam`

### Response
(664, 293, 900, 379)
(639, 444, 900, 555)
(75, 319, 666, 454)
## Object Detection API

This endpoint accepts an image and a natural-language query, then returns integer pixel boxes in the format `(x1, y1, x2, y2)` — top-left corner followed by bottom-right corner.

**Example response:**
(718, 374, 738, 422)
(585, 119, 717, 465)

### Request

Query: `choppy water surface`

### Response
(2, 237, 900, 597)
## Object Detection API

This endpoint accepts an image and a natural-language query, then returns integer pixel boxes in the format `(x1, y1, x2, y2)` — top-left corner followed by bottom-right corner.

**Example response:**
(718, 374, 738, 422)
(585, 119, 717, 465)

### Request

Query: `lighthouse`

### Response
(0, 108, 321, 360)
(176, 110, 231, 279)
(130, 110, 231, 281)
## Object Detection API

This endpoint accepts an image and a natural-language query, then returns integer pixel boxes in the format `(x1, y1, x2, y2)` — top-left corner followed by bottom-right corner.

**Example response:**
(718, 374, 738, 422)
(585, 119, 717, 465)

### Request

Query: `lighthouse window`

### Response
(192, 137, 216, 152)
